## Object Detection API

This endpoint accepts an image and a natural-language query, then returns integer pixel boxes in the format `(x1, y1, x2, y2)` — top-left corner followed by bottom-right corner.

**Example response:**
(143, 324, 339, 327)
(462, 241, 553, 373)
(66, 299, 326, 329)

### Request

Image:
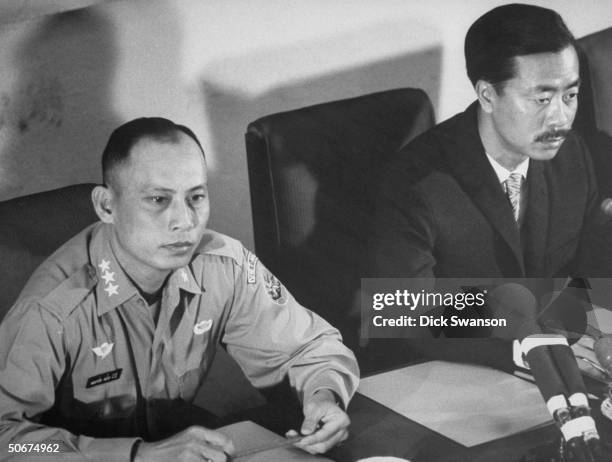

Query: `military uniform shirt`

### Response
(0, 222, 359, 461)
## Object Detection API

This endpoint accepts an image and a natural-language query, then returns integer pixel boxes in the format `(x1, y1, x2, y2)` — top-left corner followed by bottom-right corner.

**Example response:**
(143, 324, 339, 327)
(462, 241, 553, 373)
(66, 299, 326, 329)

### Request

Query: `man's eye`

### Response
(564, 91, 579, 102)
(149, 196, 168, 205)
(190, 194, 206, 205)
(536, 97, 551, 105)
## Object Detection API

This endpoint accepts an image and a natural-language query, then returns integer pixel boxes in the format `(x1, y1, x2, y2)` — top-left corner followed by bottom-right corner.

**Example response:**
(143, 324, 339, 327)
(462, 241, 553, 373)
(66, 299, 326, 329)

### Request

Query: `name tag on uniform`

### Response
(86, 368, 122, 388)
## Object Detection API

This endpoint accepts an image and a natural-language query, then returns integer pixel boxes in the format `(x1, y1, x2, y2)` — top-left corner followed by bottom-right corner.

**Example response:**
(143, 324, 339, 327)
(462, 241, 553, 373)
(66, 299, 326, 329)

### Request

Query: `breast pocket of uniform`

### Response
(172, 318, 215, 393)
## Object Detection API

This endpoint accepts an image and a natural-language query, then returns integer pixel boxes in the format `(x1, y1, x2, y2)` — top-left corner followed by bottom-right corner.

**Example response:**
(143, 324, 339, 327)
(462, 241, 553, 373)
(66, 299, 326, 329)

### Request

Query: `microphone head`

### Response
(601, 197, 612, 216)
(488, 282, 539, 339)
(538, 282, 590, 344)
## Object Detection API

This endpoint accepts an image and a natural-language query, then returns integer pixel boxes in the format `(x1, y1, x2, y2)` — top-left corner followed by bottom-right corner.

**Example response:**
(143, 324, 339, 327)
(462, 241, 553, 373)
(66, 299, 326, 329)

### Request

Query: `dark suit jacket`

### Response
(367, 102, 612, 370)
(370, 102, 612, 279)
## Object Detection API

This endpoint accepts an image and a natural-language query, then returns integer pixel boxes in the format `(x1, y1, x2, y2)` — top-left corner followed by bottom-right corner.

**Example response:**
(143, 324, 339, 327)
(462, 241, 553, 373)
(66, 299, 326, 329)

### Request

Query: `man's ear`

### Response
(92, 185, 115, 223)
(475, 80, 496, 114)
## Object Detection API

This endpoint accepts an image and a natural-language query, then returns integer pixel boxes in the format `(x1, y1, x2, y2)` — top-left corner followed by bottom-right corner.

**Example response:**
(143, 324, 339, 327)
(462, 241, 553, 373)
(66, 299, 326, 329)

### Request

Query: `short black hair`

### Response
(465, 3, 576, 88)
(101, 117, 205, 187)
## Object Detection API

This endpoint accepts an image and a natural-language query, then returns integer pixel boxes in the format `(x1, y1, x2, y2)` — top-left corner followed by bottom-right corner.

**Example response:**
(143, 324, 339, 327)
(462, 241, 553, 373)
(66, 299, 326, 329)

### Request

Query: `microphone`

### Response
(488, 283, 569, 400)
(489, 283, 589, 397)
(601, 198, 612, 216)
(538, 278, 591, 344)
(488, 282, 601, 461)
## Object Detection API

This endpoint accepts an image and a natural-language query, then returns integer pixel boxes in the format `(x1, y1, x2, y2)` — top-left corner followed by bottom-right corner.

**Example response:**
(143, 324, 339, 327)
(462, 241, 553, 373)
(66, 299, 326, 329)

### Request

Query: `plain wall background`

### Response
(0, 0, 611, 251)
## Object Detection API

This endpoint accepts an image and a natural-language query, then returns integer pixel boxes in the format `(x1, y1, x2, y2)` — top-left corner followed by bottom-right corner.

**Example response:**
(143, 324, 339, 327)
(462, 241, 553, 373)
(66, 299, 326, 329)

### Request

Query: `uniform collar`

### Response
(90, 223, 202, 317)
(167, 265, 202, 297)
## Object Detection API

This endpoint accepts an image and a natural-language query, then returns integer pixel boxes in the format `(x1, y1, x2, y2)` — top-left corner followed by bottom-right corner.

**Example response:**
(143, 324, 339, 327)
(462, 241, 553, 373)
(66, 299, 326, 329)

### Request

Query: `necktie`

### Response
(504, 172, 522, 223)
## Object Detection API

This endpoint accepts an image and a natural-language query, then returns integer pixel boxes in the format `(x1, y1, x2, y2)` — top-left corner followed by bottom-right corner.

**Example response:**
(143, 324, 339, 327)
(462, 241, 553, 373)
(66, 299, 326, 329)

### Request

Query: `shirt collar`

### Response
(167, 265, 202, 297)
(89, 223, 202, 317)
(485, 152, 530, 184)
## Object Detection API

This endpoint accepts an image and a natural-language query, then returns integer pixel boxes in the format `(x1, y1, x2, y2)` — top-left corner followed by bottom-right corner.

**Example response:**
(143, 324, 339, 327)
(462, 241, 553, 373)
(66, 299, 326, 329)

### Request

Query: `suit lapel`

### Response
(447, 103, 525, 274)
(521, 160, 549, 275)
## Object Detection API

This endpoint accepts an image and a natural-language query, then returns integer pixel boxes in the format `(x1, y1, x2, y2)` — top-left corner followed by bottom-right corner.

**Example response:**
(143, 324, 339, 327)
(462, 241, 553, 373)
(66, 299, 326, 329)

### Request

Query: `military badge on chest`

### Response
(87, 341, 123, 387)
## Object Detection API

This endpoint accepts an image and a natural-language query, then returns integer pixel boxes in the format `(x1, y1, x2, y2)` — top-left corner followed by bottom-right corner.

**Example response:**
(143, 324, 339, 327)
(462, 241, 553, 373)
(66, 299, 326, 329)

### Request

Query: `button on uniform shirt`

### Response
(0, 222, 359, 461)
(486, 153, 530, 227)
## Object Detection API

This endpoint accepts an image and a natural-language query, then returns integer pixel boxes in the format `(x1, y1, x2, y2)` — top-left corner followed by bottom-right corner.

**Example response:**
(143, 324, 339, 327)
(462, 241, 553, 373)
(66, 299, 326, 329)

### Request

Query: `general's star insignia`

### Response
(101, 271, 115, 284)
(98, 259, 111, 272)
(104, 283, 119, 297)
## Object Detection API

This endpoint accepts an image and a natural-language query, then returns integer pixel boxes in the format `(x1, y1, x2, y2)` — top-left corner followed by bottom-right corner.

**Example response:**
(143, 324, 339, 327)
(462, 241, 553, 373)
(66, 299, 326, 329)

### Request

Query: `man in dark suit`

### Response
(367, 4, 612, 369)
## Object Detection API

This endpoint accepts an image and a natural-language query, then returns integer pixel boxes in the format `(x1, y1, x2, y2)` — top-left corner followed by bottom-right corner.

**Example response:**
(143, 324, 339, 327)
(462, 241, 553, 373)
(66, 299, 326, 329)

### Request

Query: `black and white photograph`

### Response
(1, 1, 612, 461)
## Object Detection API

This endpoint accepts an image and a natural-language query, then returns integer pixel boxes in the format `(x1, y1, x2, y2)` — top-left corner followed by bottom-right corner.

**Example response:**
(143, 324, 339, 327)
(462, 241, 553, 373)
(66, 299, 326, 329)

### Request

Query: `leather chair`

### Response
(245, 88, 435, 369)
(576, 27, 612, 197)
(0, 183, 97, 319)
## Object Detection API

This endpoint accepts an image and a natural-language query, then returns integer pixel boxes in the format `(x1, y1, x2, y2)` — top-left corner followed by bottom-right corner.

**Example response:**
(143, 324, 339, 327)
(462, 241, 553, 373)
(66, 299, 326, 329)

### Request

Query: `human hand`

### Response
(133, 425, 234, 462)
(286, 389, 350, 454)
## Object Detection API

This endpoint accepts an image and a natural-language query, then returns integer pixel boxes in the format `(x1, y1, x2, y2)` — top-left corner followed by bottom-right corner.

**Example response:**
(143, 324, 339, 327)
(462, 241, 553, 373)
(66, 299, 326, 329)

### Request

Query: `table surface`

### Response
(326, 374, 612, 462)
(237, 359, 612, 462)
(329, 392, 555, 462)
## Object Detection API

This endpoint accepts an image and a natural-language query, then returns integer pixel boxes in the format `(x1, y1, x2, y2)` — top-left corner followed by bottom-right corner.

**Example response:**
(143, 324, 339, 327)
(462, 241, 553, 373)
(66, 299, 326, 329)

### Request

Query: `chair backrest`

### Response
(245, 88, 434, 349)
(576, 27, 612, 196)
(0, 183, 98, 318)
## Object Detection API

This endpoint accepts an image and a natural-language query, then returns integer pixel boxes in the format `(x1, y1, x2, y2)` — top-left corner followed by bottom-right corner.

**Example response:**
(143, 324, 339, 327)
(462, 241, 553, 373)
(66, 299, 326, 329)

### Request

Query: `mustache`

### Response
(534, 128, 571, 142)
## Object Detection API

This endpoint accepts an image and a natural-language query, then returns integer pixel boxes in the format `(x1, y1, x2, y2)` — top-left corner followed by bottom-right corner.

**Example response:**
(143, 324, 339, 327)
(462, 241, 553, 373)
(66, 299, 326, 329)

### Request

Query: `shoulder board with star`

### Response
(39, 263, 97, 319)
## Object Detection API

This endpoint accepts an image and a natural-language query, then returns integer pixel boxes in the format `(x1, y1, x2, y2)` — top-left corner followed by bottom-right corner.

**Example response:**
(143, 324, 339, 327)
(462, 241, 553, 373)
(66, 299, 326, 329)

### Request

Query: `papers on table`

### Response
(358, 360, 552, 447)
(217, 420, 332, 461)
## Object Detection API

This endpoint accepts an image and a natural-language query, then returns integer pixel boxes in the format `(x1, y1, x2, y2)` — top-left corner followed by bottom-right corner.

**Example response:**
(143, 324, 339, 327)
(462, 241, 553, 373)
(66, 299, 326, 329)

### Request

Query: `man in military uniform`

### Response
(0, 118, 359, 461)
